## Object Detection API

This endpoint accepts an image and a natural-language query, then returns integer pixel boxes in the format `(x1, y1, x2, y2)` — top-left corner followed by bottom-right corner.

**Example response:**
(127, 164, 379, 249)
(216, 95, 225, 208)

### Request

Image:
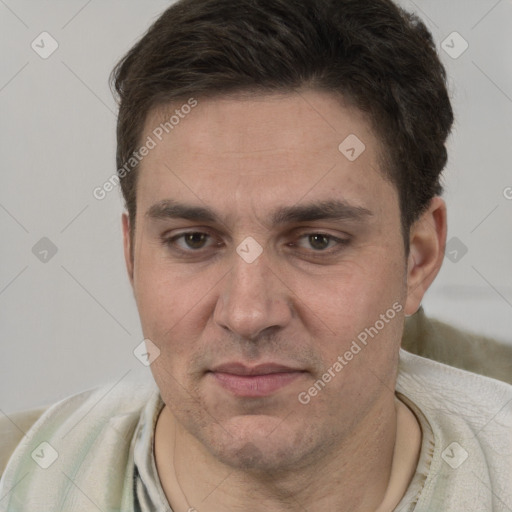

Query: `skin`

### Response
(122, 89, 446, 511)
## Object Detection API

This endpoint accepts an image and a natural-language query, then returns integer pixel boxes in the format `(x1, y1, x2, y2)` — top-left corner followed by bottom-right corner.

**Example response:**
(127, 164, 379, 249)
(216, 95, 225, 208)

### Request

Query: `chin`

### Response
(199, 414, 319, 473)
(212, 441, 301, 473)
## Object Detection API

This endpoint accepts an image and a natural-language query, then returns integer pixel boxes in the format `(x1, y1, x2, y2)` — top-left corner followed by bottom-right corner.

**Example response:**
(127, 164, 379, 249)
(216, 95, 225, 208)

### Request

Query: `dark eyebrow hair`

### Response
(146, 200, 217, 223)
(145, 199, 373, 226)
(270, 200, 373, 225)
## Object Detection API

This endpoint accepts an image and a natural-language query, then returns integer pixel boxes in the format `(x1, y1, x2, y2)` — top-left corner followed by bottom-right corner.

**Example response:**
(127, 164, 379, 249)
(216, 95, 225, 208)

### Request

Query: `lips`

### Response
(208, 362, 306, 397)
(211, 363, 302, 375)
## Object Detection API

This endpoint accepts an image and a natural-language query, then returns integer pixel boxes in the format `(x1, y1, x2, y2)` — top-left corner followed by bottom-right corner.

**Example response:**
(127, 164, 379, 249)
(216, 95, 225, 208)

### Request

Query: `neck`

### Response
(154, 394, 420, 512)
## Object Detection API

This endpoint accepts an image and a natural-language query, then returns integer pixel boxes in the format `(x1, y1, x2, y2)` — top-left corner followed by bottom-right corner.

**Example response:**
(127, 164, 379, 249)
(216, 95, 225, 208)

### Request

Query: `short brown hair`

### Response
(111, 0, 453, 250)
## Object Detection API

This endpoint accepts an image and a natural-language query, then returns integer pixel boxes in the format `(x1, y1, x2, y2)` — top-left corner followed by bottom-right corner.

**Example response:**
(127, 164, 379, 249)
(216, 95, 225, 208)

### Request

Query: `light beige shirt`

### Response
(1, 350, 511, 511)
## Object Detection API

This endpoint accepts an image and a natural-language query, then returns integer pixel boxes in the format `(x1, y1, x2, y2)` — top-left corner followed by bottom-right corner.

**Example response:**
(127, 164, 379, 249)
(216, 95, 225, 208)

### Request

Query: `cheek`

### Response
(132, 252, 221, 356)
(291, 252, 406, 363)
(302, 256, 404, 321)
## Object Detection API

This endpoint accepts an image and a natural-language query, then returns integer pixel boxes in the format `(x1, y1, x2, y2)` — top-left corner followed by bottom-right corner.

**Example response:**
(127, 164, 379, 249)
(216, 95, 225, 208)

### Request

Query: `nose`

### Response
(213, 248, 293, 341)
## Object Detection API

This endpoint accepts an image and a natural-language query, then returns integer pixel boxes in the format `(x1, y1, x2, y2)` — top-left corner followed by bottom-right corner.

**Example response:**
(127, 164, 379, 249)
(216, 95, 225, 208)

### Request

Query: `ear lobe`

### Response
(404, 196, 447, 316)
(122, 212, 134, 287)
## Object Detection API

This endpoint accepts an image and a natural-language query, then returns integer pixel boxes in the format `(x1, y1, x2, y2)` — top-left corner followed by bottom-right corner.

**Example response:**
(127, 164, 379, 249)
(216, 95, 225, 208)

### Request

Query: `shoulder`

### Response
(0, 406, 49, 477)
(397, 350, 512, 510)
(0, 373, 158, 480)
(397, 349, 512, 421)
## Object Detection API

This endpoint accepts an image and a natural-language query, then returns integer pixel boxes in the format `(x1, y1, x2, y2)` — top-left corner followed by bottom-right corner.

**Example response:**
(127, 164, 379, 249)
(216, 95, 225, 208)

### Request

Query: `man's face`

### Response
(127, 90, 409, 472)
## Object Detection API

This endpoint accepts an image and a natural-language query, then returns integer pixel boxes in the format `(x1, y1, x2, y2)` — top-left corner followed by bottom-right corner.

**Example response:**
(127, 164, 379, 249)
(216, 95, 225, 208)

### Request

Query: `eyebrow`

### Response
(146, 199, 373, 227)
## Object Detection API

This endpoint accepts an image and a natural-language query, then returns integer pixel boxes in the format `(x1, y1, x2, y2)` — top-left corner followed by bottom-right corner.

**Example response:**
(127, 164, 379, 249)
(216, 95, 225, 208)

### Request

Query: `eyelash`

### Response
(162, 231, 350, 257)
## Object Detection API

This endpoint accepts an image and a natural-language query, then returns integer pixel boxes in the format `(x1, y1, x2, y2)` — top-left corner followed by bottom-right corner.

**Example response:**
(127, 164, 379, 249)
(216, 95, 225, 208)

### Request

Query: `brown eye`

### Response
(164, 231, 217, 253)
(290, 232, 351, 256)
(183, 232, 208, 249)
(308, 234, 331, 251)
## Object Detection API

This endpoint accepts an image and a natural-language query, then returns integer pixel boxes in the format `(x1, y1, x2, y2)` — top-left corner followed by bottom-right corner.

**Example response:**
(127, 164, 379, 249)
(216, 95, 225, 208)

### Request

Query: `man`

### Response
(1, 0, 511, 511)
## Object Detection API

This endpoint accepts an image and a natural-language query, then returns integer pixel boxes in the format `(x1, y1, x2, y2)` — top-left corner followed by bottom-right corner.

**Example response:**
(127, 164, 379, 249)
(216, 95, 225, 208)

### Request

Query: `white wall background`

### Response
(1, 0, 511, 414)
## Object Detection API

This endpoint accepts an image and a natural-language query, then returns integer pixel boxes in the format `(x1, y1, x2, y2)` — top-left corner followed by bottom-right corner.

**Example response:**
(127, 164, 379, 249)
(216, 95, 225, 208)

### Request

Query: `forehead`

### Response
(136, 90, 397, 221)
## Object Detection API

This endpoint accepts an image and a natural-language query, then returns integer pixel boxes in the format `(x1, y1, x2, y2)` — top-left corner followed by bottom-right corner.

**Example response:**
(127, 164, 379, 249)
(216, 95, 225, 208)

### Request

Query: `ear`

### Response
(122, 212, 134, 287)
(404, 196, 447, 316)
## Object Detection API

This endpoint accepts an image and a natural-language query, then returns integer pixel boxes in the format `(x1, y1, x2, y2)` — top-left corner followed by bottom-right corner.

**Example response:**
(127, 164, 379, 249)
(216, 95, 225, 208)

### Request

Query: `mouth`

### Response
(208, 363, 307, 397)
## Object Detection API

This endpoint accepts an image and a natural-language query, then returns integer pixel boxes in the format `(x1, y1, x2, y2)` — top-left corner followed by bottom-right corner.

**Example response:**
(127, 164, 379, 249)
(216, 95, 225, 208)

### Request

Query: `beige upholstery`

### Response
(403, 307, 512, 384)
